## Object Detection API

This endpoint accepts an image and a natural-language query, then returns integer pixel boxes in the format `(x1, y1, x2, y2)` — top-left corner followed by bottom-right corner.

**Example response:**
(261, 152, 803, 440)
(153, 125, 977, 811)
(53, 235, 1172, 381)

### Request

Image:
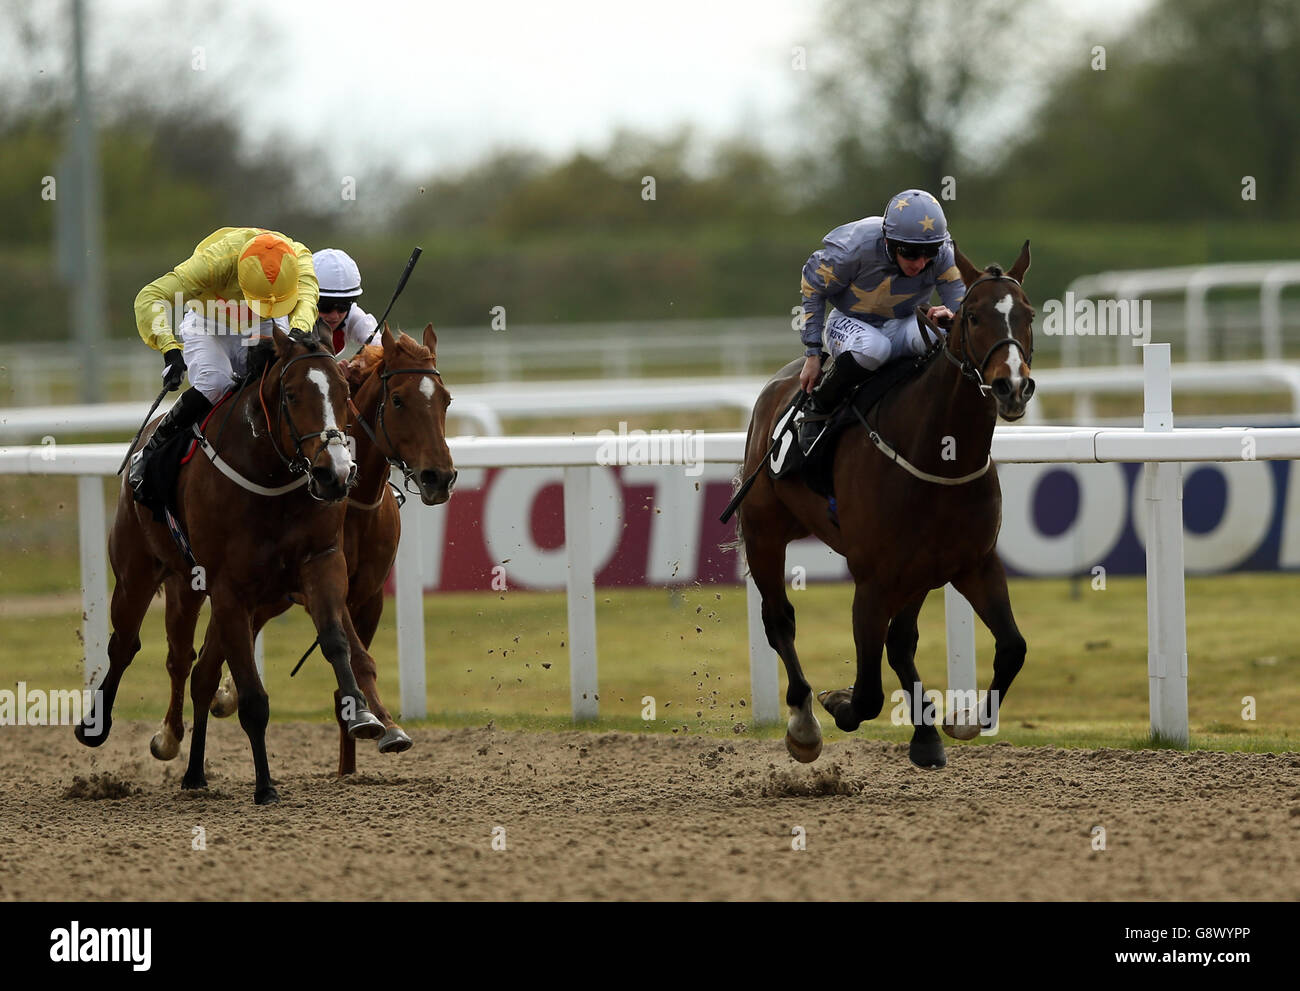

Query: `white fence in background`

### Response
(6, 360, 1300, 444)
(1065, 261, 1300, 366)
(4, 346, 1300, 744)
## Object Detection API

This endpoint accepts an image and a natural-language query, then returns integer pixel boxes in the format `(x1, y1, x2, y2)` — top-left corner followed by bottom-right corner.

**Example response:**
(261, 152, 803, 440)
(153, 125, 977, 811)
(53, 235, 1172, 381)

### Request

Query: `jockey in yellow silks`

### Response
(127, 227, 319, 492)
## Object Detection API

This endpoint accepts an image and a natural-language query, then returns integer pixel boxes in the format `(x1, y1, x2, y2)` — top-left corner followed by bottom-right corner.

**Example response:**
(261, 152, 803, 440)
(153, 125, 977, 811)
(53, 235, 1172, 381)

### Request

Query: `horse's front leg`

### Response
(350, 590, 411, 760)
(817, 580, 889, 738)
(880, 592, 947, 768)
(206, 592, 279, 804)
(301, 551, 383, 741)
(950, 551, 1026, 737)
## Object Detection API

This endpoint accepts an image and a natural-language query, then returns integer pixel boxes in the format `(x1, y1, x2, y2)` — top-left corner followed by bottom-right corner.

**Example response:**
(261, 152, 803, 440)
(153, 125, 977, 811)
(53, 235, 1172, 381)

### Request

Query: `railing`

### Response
(8, 361, 1300, 444)
(1065, 261, 1300, 366)
(4, 347, 1300, 744)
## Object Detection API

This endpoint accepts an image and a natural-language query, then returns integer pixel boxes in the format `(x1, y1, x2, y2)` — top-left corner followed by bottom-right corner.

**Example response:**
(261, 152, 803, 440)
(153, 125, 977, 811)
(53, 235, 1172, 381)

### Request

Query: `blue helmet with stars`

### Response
(882, 189, 948, 245)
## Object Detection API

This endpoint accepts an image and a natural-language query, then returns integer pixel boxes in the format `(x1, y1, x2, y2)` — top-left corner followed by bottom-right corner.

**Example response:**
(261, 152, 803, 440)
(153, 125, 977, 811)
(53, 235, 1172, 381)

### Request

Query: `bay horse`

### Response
(737, 241, 1035, 769)
(76, 327, 387, 804)
(190, 325, 456, 775)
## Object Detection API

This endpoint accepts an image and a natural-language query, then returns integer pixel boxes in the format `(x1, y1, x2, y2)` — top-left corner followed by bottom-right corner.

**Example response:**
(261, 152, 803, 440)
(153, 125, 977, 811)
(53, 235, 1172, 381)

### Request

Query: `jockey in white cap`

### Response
(312, 248, 380, 357)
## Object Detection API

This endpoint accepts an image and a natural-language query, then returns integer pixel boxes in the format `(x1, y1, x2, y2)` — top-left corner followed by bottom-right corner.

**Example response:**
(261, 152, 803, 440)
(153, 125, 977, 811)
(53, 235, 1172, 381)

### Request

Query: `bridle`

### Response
(259, 349, 357, 496)
(349, 363, 444, 497)
(942, 272, 1035, 396)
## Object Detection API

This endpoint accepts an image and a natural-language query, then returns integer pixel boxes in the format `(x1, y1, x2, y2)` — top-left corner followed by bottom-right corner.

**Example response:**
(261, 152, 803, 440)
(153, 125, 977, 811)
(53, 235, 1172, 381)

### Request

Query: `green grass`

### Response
(2, 573, 1297, 753)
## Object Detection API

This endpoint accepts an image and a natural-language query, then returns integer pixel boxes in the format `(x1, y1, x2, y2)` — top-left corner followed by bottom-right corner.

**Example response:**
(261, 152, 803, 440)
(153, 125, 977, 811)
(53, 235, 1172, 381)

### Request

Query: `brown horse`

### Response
(192, 325, 456, 775)
(76, 327, 386, 804)
(737, 242, 1035, 769)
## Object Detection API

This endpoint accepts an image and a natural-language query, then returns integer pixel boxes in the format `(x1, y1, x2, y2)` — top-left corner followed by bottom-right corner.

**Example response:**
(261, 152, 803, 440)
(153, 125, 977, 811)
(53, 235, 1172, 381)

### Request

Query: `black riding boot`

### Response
(128, 388, 213, 496)
(798, 355, 874, 453)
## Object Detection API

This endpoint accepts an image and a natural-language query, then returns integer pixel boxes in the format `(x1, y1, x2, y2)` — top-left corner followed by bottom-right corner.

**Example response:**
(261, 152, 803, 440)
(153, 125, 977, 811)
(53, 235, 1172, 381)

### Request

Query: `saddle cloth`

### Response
(135, 391, 232, 525)
(766, 349, 936, 501)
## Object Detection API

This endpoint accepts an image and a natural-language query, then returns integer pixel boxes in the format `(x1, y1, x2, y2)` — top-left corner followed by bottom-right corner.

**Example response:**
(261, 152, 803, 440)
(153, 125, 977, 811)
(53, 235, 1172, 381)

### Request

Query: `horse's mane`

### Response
(241, 331, 327, 384)
(341, 333, 433, 391)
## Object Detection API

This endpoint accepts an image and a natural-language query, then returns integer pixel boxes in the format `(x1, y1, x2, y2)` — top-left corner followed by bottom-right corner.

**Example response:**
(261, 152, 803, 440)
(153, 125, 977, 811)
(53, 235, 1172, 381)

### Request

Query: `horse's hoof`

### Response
(74, 718, 110, 748)
(210, 676, 238, 718)
(378, 726, 413, 754)
(347, 710, 385, 741)
(254, 786, 280, 806)
(149, 731, 180, 761)
(909, 739, 948, 770)
(785, 732, 823, 764)
(942, 709, 981, 741)
(181, 772, 207, 791)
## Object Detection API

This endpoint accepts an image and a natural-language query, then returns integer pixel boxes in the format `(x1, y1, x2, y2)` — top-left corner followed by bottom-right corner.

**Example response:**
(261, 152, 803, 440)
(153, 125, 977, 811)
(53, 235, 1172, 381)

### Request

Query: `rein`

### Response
(942, 272, 1034, 395)
(348, 363, 443, 499)
(858, 271, 1033, 486)
(258, 349, 356, 495)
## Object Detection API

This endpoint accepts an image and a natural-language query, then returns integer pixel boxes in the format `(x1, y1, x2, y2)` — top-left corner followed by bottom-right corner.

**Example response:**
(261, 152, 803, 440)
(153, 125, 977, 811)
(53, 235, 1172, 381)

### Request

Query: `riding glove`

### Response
(161, 350, 187, 391)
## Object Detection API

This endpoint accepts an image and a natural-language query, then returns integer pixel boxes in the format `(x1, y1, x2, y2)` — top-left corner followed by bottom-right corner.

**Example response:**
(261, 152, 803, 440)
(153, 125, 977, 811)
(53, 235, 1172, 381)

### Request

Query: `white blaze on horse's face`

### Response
(419, 376, 435, 401)
(306, 367, 354, 484)
(994, 294, 1023, 388)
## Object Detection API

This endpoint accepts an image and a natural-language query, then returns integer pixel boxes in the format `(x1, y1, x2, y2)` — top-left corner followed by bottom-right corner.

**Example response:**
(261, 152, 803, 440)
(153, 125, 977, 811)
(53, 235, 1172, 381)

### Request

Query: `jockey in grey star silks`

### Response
(795, 189, 965, 452)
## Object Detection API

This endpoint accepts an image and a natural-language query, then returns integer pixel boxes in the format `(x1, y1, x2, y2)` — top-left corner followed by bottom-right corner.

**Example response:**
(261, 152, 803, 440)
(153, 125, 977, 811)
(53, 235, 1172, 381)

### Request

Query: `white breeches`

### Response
(824, 309, 934, 370)
(177, 308, 288, 402)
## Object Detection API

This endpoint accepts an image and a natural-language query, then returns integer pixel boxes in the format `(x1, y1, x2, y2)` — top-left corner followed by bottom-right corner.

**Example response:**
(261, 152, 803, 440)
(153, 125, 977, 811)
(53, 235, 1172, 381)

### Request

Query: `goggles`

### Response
(319, 298, 355, 315)
(893, 242, 940, 261)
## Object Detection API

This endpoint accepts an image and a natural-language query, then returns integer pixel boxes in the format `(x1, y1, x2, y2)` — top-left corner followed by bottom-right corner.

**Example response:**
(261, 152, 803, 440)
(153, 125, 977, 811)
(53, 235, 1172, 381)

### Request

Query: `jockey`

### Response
(311, 248, 379, 356)
(796, 189, 965, 452)
(128, 227, 319, 492)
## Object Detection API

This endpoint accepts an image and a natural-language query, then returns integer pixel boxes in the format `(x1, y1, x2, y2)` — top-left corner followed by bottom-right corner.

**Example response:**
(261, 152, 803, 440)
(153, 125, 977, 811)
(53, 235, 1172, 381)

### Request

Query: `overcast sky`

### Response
(10, 0, 1155, 177)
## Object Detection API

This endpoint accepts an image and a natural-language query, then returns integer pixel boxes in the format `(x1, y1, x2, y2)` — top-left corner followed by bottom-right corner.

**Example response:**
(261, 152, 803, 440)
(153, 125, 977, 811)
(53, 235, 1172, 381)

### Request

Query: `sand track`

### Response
(2, 721, 1298, 900)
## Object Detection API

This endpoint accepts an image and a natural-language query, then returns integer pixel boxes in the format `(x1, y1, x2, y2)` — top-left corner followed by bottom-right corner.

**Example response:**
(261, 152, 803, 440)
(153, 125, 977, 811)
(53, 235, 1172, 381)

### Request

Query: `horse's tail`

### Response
(719, 464, 745, 556)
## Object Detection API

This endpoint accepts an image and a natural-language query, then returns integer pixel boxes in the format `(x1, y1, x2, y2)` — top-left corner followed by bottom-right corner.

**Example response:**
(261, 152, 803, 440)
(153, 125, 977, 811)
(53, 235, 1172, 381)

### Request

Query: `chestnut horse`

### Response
(737, 242, 1036, 769)
(193, 325, 456, 774)
(77, 328, 386, 804)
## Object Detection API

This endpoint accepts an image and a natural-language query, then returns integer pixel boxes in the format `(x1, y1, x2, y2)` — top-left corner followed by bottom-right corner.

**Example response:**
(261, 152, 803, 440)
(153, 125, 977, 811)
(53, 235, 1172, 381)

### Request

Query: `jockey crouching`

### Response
(128, 228, 321, 494)
(311, 248, 380, 357)
(796, 189, 965, 453)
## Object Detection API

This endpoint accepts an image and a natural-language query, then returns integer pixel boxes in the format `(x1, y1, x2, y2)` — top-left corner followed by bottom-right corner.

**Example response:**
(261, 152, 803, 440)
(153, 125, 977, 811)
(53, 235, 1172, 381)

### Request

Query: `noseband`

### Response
(259, 350, 355, 490)
(942, 273, 1034, 396)
(349, 364, 444, 497)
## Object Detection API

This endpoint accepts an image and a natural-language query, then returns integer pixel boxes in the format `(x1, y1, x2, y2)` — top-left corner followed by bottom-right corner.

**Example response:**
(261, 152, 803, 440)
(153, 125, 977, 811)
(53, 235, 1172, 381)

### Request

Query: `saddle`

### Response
(766, 347, 937, 503)
(133, 390, 234, 571)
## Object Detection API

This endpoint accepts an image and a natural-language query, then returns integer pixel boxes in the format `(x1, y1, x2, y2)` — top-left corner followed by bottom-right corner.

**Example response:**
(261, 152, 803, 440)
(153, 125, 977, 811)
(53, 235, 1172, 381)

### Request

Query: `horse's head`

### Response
(267, 325, 356, 502)
(350, 324, 457, 506)
(921, 240, 1036, 421)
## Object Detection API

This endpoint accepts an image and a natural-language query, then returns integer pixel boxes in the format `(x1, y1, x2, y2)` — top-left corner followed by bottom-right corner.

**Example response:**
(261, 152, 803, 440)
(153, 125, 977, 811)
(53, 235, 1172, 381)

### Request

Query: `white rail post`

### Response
(746, 575, 780, 725)
(76, 475, 109, 688)
(564, 465, 599, 721)
(943, 583, 980, 727)
(1142, 344, 1189, 745)
(394, 471, 428, 719)
(254, 631, 264, 679)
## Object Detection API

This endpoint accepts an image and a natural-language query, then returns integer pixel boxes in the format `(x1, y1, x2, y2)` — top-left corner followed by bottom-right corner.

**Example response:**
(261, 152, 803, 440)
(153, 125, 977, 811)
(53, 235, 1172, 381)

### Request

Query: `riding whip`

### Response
(116, 385, 171, 475)
(359, 246, 423, 351)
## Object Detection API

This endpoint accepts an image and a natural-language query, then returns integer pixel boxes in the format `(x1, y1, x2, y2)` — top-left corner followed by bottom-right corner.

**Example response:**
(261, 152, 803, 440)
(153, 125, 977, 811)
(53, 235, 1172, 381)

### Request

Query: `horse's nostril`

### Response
(311, 466, 335, 485)
(420, 468, 454, 490)
(991, 379, 1012, 398)
(1022, 378, 1036, 400)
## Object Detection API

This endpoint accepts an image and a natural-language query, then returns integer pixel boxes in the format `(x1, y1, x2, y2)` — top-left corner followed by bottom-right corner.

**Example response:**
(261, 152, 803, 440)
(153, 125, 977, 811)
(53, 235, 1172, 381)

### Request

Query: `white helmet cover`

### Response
(312, 248, 363, 297)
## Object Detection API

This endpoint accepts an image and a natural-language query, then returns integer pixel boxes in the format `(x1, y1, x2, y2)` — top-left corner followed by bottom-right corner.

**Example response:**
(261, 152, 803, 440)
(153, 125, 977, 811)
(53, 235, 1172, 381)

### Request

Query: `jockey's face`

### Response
(317, 298, 352, 333)
(897, 254, 929, 278)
